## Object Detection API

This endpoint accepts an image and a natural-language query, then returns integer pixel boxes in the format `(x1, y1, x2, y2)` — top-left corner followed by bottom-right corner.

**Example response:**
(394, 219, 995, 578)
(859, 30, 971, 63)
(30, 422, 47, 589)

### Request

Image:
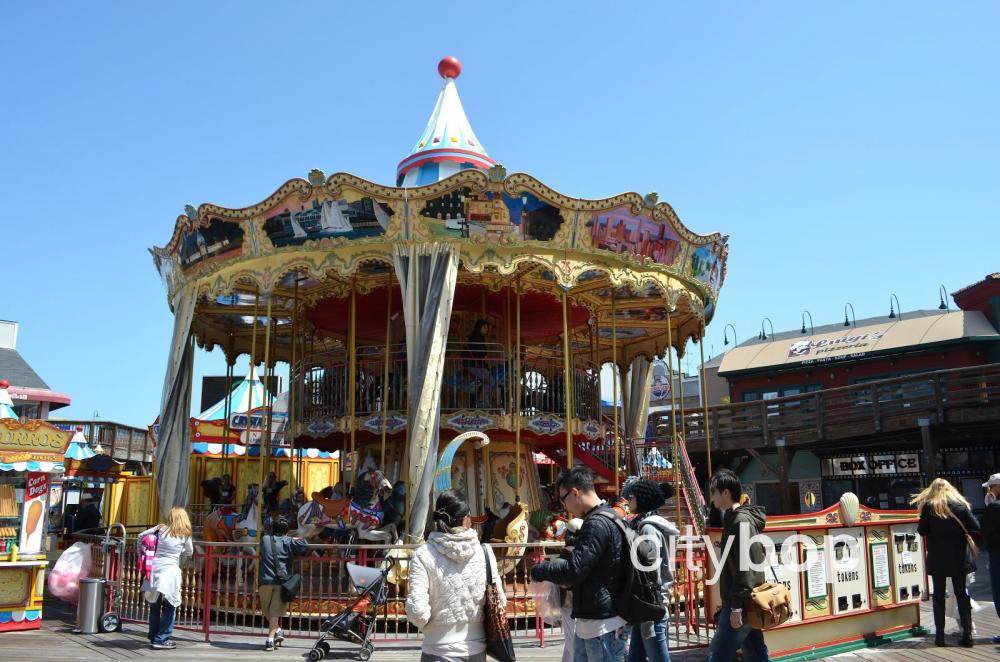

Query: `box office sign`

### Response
(823, 453, 920, 477)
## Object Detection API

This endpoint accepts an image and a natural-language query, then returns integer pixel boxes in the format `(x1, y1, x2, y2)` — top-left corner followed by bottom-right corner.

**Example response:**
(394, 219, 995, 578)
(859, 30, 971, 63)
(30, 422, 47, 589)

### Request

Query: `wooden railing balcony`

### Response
(650, 362, 1000, 452)
(51, 420, 154, 464)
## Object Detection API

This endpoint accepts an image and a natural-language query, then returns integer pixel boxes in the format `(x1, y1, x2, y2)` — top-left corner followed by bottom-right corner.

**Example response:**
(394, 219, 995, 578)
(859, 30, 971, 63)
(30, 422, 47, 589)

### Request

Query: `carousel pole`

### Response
(514, 281, 522, 503)
(666, 311, 681, 531)
(222, 339, 233, 467)
(699, 323, 713, 482)
(248, 290, 260, 501)
(347, 280, 358, 491)
(380, 276, 393, 468)
(611, 291, 620, 494)
(289, 276, 299, 490)
(257, 292, 274, 543)
(561, 288, 574, 466)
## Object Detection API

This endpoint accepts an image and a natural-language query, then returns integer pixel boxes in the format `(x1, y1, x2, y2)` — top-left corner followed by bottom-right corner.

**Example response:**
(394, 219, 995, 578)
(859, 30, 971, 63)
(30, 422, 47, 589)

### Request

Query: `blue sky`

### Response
(2, 2, 997, 425)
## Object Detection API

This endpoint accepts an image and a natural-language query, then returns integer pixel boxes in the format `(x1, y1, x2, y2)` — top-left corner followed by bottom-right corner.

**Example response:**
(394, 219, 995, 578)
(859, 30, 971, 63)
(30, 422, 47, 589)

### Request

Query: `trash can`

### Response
(75, 578, 105, 634)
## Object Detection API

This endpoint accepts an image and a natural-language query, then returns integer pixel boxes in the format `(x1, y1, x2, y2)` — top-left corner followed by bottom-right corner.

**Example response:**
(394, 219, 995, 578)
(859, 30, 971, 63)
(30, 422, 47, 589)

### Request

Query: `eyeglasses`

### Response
(558, 489, 572, 504)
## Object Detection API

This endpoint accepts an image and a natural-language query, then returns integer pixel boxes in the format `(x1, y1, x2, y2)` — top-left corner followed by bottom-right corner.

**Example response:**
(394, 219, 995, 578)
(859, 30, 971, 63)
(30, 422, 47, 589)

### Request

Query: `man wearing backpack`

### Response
(707, 469, 771, 662)
(531, 467, 628, 661)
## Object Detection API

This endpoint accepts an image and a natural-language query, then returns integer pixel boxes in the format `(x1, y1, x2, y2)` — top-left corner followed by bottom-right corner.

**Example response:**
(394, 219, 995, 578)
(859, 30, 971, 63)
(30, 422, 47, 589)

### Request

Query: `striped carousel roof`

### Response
(196, 373, 269, 421)
(397, 56, 496, 187)
(190, 442, 337, 459)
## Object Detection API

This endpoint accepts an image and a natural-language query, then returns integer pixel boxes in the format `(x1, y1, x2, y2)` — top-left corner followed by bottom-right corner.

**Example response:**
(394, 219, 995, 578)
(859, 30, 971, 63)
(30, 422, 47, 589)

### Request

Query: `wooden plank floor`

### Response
(4, 570, 997, 661)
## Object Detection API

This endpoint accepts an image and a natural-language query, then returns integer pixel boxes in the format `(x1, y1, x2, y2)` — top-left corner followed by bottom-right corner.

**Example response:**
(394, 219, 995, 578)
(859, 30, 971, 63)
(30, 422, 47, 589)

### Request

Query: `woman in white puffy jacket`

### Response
(406, 490, 506, 662)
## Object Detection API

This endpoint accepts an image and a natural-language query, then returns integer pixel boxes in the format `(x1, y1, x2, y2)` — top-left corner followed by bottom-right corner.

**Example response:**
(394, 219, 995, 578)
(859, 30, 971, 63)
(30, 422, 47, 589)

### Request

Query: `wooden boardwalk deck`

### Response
(4, 575, 996, 661)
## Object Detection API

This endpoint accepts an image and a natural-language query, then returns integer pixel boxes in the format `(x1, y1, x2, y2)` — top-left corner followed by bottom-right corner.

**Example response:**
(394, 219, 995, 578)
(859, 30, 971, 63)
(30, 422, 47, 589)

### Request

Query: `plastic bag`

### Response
(531, 580, 563, 625)
(47, 541, 93, 603)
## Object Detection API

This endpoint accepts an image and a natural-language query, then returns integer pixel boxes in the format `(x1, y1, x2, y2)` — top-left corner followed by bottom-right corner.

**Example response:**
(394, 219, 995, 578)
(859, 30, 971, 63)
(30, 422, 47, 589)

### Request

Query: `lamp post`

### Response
(938, 285, 949, 311)
(844, 303, 856, 328)
(759, 318, 774, 341)
(888, 294, 902, 320)
(723, 323, 737, 346)
(801, 310, 814, 335)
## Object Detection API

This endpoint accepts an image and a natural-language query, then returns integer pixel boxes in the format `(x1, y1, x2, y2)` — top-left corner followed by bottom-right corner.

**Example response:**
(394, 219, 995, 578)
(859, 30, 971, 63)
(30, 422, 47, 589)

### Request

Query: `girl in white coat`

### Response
(405, 490, 506, 662)
(139, 507, 193, 650)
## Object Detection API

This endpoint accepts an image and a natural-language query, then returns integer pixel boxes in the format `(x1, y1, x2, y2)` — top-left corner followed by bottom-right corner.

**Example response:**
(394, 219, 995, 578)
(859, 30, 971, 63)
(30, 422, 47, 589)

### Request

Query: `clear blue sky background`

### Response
(2, 2, 997, 425)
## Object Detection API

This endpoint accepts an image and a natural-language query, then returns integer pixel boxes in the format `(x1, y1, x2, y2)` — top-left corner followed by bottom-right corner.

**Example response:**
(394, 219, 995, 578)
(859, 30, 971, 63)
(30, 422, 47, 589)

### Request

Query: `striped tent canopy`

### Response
(196, 374, 269, 421)
(642, 447, 672, 470)
(64, 428, 97, 461)
(0, 460, 63, 473)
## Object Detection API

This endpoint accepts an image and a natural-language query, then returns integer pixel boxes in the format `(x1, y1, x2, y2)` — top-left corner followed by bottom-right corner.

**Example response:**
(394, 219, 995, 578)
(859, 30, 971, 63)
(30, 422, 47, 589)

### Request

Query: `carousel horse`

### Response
(202, 484, 260, 583)
(489, 502, 530, 576)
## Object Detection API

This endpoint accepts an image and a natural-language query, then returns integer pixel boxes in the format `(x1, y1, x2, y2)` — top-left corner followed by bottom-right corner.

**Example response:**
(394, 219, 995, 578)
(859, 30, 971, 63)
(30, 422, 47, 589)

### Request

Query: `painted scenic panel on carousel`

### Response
(586, 207, 683, 267)
(488, 449, 540, 511)
(614, 306, 670, 324)
(263, 197, 391, 247)
(177, 217, 245, 271)
(690, 243, 725, 292)
(419, 188, 564, 241)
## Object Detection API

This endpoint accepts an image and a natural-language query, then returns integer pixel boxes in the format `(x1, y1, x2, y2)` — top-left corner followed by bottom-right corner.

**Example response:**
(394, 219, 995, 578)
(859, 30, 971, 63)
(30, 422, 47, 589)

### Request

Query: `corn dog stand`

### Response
(0, 409, 73, 632)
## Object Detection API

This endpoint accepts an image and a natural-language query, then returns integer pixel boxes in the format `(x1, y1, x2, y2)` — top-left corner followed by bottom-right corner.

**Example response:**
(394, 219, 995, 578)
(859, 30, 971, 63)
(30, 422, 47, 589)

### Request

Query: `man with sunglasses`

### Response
(531, 467, 627, 661)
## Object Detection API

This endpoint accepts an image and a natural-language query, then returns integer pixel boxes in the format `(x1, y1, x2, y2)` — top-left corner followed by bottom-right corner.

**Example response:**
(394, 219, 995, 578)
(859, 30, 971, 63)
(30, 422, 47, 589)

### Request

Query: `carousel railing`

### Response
(300, 344, 602, 423)
(79, 535, 715, 650)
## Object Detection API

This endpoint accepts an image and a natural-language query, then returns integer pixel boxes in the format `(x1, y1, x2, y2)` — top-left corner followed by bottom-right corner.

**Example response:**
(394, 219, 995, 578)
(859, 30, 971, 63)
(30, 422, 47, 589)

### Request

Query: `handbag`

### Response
(947, 509, 978, 573)
(481, 544, 515, 662)
(265, 535, 303, 602)
(744, 564, 792, 630)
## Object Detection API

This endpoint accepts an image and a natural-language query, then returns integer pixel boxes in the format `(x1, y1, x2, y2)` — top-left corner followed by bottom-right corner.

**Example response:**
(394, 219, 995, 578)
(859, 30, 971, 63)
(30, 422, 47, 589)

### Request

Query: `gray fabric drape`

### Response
(155, 286, 198, 520)
(622, 356, 654, 446)
(393, 243, 458, 542)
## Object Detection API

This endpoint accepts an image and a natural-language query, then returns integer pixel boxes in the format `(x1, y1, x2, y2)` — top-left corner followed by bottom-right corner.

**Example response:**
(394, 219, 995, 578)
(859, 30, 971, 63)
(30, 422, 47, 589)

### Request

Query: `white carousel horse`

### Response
(201, 484, 260, 585)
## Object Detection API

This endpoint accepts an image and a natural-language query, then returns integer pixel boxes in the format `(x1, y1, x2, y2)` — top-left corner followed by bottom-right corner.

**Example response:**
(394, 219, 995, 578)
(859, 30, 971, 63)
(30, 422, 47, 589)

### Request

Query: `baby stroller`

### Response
(308, 563, 388, 661)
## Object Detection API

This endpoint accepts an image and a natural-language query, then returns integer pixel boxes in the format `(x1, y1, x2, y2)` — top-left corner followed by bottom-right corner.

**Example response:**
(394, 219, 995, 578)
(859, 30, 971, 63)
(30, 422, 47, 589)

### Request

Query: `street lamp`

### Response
(938, 285, 949, 311)
(723, 323, 737, 346)
(759, 318, 775, 341)
(888, 293, 902, 320)
(843, 303, 856, 328)
(801, 310, 814, 335)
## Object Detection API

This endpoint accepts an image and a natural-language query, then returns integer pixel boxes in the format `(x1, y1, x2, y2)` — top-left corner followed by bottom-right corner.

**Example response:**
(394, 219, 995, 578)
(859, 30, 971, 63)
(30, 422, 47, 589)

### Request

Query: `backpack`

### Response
(595, 510, 667, 624)
(137, 532, 158, 582)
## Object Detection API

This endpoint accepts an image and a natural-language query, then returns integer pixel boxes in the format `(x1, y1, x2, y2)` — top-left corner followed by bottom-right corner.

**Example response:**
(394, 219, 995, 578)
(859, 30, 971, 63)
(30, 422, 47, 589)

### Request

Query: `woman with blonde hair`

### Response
(139, 507, 194, 650)
(912, 478, 980, 647)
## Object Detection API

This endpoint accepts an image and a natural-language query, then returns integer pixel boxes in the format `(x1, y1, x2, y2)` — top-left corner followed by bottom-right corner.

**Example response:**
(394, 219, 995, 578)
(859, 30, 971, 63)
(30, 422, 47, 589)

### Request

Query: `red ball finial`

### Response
(76, 426, 84, 432)
(0, 380, 8, 390)
(438, 56, 462, 80)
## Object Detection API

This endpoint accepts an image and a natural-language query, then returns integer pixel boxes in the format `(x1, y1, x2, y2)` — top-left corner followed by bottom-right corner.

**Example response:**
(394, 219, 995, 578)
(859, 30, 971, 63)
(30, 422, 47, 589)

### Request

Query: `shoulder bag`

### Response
(481, 544, 515, 662)
(744, 563, 792, 630)
(265, 535, 303, 602)
(947, 509, 978, 573)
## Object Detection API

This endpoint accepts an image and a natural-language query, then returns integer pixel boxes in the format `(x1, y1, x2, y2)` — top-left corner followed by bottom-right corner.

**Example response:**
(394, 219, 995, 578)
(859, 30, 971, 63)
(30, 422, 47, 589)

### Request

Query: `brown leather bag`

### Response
(744, 566, 793, 630)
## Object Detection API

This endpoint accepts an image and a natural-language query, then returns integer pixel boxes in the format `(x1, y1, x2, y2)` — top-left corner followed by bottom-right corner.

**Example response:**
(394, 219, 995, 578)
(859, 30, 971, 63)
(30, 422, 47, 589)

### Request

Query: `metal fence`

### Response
(83, 537, 715, 650)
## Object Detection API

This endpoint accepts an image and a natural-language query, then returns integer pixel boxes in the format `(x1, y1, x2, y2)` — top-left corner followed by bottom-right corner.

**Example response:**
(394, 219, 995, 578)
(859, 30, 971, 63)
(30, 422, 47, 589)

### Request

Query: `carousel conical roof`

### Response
(65, 428, 97, 461)
(397, 56, 496, 187)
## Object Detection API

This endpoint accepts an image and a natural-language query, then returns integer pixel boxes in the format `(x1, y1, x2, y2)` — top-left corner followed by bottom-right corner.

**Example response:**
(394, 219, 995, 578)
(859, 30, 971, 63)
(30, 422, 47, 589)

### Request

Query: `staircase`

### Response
(631, 433, 706, 535)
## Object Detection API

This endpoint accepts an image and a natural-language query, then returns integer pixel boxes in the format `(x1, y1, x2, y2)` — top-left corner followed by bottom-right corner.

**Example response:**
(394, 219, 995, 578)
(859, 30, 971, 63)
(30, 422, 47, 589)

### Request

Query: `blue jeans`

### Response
(707, 607, 771, 662)
(627, 619, 671, 662)
(990, 552, 1000, 621)
(148, 596, 177, 644)
(574, 630, 627, 662)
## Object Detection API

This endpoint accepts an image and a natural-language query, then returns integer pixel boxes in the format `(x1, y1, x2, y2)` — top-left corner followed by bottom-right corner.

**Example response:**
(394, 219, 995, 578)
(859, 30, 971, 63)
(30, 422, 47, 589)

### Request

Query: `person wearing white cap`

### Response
(980, 473, 1000, 643)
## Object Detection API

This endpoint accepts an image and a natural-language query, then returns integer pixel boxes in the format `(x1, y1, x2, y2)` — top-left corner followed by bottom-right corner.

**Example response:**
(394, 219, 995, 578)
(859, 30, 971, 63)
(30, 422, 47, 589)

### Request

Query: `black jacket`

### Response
(530, 503, 624, 620)
(260, 534, 308, 586)
(982, 501, 1000, 553)
(918, 501, 980, 576)
(719, 505, 767, 610)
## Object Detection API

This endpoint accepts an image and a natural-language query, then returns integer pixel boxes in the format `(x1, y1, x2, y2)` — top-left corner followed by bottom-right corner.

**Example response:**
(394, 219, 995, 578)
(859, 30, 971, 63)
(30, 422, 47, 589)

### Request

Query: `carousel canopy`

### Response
(397, 56, 495, 187)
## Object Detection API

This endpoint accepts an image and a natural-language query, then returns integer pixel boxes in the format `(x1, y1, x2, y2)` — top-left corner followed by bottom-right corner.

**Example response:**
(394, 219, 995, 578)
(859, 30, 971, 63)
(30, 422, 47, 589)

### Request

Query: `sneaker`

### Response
(274, 629, 285, 647)
(151, 641, 177, 650)
(263, 639, 275, 652)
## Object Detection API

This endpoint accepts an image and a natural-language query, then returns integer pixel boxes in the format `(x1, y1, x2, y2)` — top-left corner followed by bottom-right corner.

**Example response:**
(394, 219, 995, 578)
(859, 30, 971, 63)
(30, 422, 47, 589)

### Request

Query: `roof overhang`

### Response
(7, 386, 71, 408)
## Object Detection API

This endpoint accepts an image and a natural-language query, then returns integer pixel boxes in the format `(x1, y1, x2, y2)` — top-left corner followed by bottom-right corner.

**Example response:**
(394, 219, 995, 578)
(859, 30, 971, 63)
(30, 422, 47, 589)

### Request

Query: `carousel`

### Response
(150, 56, 728, 548)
